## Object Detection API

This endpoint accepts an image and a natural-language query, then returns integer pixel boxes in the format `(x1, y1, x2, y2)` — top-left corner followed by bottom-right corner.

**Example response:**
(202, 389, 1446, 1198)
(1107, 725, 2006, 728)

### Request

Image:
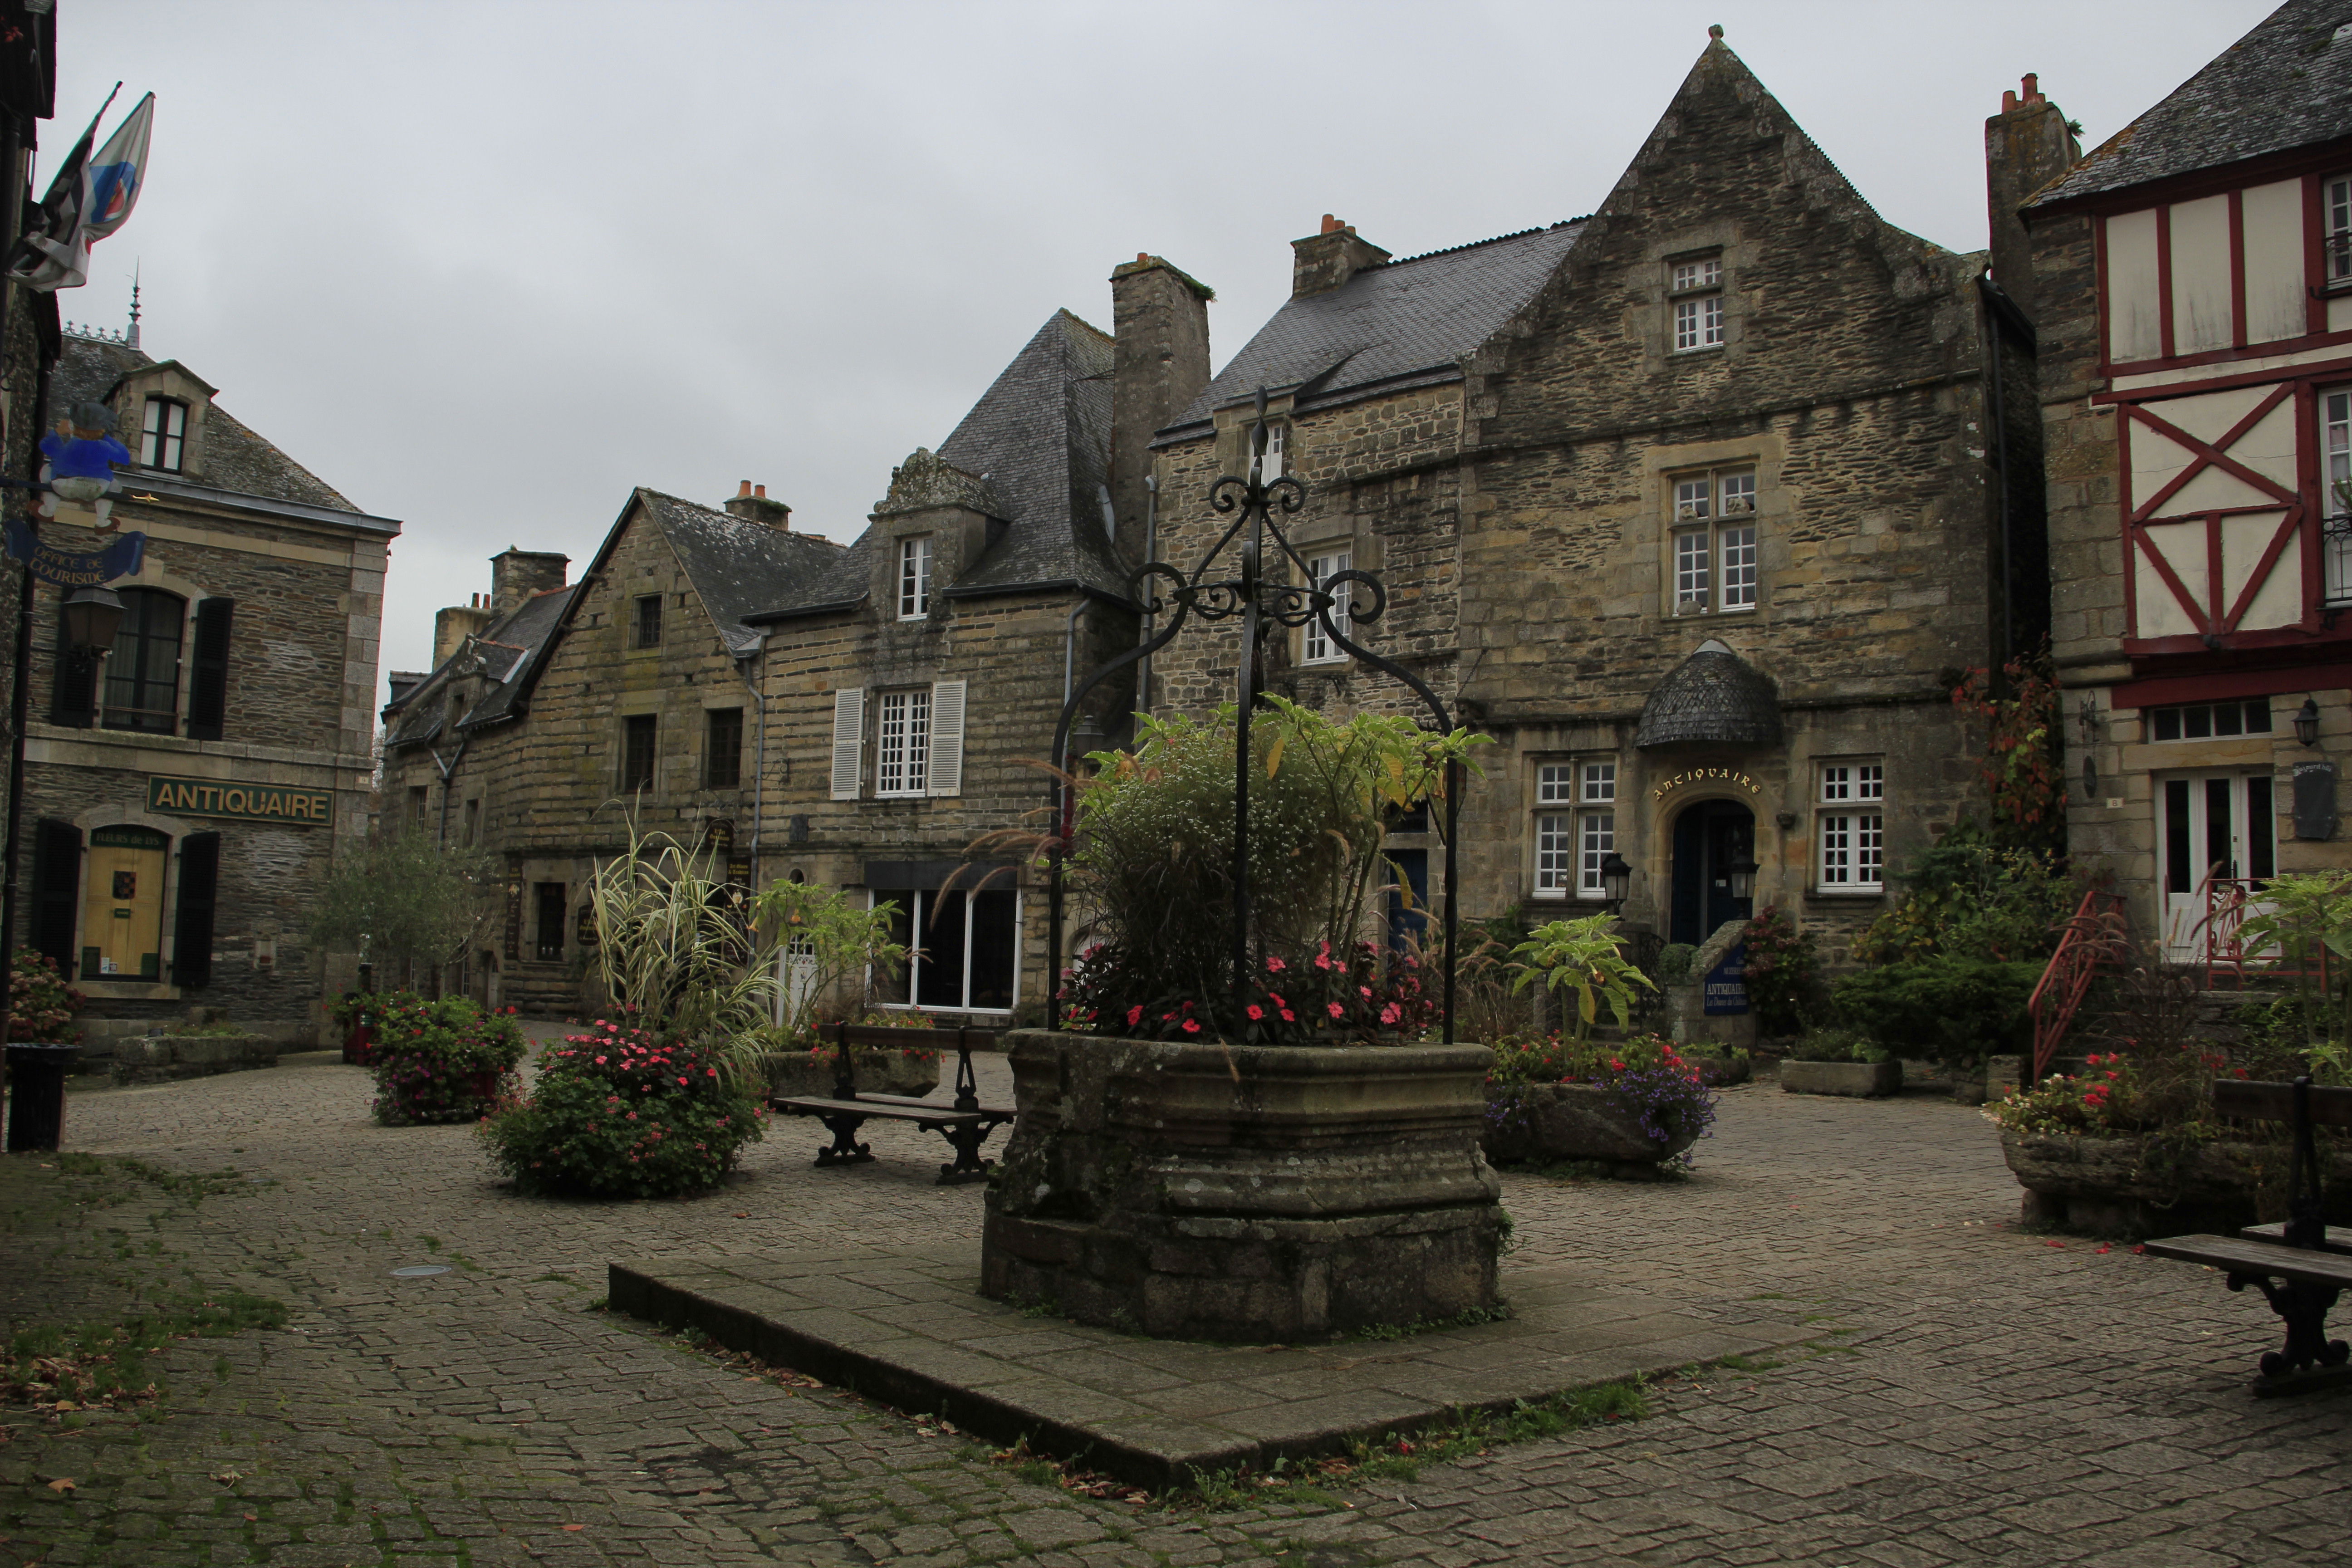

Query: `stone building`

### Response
(8, 328, 398, 1049)
(1145, 33, 2048, 962)
(2021, 0, 2352, 960)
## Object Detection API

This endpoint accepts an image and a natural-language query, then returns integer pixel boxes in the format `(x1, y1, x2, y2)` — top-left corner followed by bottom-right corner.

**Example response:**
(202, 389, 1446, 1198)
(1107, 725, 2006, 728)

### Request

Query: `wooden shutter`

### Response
(186, 598, 234, 740)
(29, 819, 83, 969)
(49, 609, 96, 726)
(828, 687, 865, 800)
(172, 832, 221, 990)
(928, 680, 967, 798)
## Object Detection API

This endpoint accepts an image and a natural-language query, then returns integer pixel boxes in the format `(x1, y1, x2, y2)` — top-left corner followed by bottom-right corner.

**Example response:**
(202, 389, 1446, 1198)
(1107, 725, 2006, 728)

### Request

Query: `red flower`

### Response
(1327, 1002, 1345, 1019)
(1127, 1005, 1144, 1026)
(1247, 1004, 1265, 1020)
(1181, 1019, 1202, 1034)
(1266, 956, 1287, 973)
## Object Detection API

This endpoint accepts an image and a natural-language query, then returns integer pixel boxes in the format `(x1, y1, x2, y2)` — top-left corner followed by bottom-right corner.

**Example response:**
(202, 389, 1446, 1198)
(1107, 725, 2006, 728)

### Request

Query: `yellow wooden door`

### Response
(83, 826, 169, 980)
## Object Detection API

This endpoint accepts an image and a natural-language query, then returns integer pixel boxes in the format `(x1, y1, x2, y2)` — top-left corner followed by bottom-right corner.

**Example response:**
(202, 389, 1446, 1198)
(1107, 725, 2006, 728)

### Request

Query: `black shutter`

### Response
(186, 598, 234, 740)
(29, 819, 83, 969)
(49, 608, 96, 726)
(172, 832, 221, 989)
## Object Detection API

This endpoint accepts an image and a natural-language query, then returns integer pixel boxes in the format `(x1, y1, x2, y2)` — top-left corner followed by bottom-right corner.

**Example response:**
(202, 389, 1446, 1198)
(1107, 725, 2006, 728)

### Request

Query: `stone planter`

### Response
(1779, 1059, 1902, 1098)
(2000, 1129, 2352, 1238)
(1691, 1052, 1751, 1088)
(981, 1029, 1503, 1342)
(1481, 1082, 1700, 1173)
(762, 1047, 941, 1100)
(109, 1033, 277, 1086)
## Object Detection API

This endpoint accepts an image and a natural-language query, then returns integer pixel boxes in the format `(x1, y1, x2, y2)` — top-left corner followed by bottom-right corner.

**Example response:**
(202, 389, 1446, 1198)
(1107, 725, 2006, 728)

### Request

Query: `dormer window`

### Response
(140, 397, 186, 471)
(1669, 254, 1726, 352)
(1255, 423, 1286, 482)
(899, 535, 932, 619)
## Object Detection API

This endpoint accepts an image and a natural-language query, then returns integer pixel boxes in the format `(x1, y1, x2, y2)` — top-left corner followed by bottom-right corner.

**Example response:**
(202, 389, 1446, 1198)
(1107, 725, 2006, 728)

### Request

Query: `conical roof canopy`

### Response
(1634, 639, 1783, 750)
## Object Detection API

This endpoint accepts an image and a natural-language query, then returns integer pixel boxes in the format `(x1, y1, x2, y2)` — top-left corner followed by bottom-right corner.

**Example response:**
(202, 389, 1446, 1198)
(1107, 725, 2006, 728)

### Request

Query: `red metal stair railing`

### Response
(2027, 888, 2128, 1081)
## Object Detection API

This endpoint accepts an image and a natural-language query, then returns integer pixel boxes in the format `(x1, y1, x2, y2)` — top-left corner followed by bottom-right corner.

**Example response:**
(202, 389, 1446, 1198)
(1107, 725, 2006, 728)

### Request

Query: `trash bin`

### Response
(5, 1043, 78, 1152)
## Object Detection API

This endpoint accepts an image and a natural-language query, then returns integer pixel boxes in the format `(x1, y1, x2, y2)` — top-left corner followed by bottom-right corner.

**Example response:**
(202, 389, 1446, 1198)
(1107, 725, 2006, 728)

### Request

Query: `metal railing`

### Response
(2027, 888, 2128, 1080)
(2204, 876, 2325, 990)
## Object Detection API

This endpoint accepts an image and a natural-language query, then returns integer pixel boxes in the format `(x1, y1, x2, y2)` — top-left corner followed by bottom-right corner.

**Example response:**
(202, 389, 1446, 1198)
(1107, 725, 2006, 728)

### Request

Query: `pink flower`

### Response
(1247, 1004, 1264, 1020)
(1266, 956, 1286, 973)
(1328, 1002, 1345, 1019)
(1182, 1019, 1202, 1034)
(1380, 1003, 1401, 1024)
(627, 1111, 638, 1121)
(595, 1055, 607, 1064)
(1279, 1009, 1295, 1022)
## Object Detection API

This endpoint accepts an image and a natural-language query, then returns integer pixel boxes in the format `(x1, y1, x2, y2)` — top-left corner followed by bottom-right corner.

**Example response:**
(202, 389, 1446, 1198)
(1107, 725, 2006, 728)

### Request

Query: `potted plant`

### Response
(1482, 1030, 1717, 1174)
(981, 698, 1504, 1342)
(1779, 1028, 1902, 1098)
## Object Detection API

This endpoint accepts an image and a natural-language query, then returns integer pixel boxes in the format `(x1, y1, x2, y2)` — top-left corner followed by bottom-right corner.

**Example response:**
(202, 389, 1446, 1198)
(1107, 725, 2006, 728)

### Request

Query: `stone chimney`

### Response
(1109, 253, 1213, 567)
(1985, 73, 2080, 324)
(723, 480, 793, 530)
(386, 670, 428, 706)
(433, 598, 494, 666)
(1292, 214, 1390, 299)
(489, 547, 570, 614)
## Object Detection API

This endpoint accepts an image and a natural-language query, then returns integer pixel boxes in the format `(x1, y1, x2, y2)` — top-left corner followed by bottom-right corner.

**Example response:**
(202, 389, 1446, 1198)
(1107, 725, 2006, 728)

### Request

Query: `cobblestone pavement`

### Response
(2, 1043, 2347, 1567)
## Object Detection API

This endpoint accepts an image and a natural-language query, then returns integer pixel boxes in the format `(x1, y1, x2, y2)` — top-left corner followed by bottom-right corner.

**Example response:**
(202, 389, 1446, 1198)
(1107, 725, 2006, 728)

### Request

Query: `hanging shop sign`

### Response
(4, 519, 145, 585)
(1650, 767, 1767, 803)
(146, 774, 333, 825)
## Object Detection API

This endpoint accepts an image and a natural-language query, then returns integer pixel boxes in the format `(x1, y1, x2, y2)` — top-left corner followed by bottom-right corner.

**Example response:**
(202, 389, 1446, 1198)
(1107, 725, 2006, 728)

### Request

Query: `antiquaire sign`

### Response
(147, 775, 333, 826)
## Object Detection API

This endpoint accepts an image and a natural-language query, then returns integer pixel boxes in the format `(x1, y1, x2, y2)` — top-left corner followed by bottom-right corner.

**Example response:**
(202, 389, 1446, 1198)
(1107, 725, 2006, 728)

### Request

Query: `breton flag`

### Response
(5, 89, 155, 293)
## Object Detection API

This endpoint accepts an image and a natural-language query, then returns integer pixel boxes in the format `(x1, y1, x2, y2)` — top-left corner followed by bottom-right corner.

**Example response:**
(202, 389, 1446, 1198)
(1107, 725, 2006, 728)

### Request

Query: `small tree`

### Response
(750, 878, 909, 1039)
(309, 831, 493, 987)
(1509, 913, 1656, 1041)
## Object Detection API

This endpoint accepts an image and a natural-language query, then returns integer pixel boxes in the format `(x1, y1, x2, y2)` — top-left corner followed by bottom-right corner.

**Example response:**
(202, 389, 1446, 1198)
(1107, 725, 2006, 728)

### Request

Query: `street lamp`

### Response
(60, 583, 124, 652)
(2295, 697, 2322, 749)
(1725, 851, 1761, 903)
(1598, 851, 1632, 909)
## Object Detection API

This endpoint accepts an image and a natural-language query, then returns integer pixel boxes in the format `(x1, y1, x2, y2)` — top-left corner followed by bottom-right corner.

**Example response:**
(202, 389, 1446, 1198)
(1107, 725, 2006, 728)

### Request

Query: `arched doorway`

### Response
(1669, 799, 1756, 946)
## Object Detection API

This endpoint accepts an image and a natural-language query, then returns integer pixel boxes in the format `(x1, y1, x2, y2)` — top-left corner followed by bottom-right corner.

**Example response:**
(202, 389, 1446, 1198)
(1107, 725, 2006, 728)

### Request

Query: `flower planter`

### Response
(1779, 1059, 1901, 1098)
(1481, 1082, 1701, 1173)
(981, 1029, 1503, 1342)
(762, 1047, 941, 1100)
(1999, 1128, 2352, 1238)
(1691, 1052, 1751, 1088)
(109, 1033, 277, 1086)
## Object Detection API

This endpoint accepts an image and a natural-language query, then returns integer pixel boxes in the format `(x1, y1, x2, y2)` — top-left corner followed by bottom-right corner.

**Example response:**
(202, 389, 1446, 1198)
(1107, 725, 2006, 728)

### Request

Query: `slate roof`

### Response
(2029, 0, 2352, 209)
(1633, 639, 1784, 750)
(753, 309, 1129, 619)
(50, 335, 363, 513)
(1156, 223, 1587, 442)
(634, 488, 850, 653)
(381, 583, 581, 746)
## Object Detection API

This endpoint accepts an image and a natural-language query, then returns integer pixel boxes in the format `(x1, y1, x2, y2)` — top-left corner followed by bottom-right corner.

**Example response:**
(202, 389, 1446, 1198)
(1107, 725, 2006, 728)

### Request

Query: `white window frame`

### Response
(1302, 549, 1352, 663)
(1577, 810, 1616, 900)
(1669, 466, 1760, 615)
(1256, 422, 1287, 482)
(1534, 760, 1617, 900)
(1669, 254, 1726, 353)
(898, 535, 932, 620)
(2323, 388, 2352, 604)
(875, 688, 931, 796)
(1534, 811, 1575, 898)
(2328, 176, 2352, 285)
(140, 397, 186, 471)
(1815, 761, 1886, 893)
(868, 888, 1022, 1015)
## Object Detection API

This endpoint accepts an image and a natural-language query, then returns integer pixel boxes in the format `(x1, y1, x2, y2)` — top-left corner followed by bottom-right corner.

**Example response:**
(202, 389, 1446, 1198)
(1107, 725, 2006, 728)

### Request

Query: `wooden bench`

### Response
(2142, 1076, 2352, 1395)
(770, 1022, 1014, 1186)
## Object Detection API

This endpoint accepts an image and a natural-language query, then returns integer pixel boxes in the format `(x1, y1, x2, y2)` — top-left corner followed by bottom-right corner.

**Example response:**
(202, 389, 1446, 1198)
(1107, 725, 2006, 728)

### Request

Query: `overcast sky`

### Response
(52, 0, 2272, 705)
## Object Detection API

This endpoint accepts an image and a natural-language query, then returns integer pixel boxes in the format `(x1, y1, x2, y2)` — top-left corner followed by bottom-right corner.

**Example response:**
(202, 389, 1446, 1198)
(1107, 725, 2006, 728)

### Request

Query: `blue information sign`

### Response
(1702, 942, 1749, 1016)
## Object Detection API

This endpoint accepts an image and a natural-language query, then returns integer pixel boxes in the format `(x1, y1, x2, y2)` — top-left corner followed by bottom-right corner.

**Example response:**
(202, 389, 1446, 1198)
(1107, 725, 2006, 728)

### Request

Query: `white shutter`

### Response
(829, 687, 865, 800)
(928, 680, 967, 797)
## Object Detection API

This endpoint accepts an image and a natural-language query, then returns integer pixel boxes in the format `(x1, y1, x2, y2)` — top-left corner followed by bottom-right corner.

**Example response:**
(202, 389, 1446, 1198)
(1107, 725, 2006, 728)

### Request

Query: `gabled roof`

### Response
(2030, 0, 2352, 210)
(634, 488, 849, 653)
(51, 336, 364, 514)
(1156, 223, 1587, 442)
(753, 309, 1130, 620)
(382, 583, 580, 746)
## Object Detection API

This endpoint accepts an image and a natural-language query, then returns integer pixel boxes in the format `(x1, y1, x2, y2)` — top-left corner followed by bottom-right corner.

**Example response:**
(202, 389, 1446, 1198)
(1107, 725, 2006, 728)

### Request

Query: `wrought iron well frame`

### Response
(1046, 388, 1462, 1042)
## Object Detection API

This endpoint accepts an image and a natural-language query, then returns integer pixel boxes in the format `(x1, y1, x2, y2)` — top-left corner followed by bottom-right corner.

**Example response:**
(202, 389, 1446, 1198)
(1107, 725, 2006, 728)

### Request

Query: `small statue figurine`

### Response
(36, 401, 132, 529)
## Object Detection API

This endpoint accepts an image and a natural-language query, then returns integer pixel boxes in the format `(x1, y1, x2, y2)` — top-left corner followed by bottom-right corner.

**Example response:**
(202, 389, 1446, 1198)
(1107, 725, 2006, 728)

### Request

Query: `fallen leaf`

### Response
(242, 1513, 257, 1522)
(561, 1524, 585, 1532)
(733, 1213, 749, 1219)
(210, 1470, 242, 1485)
(2044, 1240, 2065, 1249)
(46, 1478, 74, 1494)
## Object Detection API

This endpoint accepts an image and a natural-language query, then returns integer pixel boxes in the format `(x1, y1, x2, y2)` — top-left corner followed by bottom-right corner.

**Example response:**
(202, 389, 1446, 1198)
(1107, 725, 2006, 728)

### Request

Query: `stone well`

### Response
(980, 1029, 1503, 1342)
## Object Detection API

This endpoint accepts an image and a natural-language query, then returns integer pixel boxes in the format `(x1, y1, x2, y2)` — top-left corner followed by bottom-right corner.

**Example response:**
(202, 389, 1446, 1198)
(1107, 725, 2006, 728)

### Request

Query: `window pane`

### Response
(873, 895, 914, 1004)
(1674, 477, 1711, 520)
(1856, 764, 1884, 800)
(706, 708, 743, 789)
(900, 536, 931, 618)
(2333, 179, 2352, 278)
(2245, 701, 2274, 733)
(622, 715, 656, 791)
(1582, 761, 1615, 802)
(2154, 706, 2182, 740)
(1535, 813, 1572, 892)
(2248, 776, 2277, 880)
(1855, 813, 1884, 885)
(1578, 812, 1615, 895)
(1536, 764, 1573, 804)
(1820, 814, 1852, 884)
(1675, 530, 1710, 605)
(2214, 703, 2243, 736)
(1720, 525, 1757, 608)
(1719, 471, 1756, 515)
(1821, 765, 1851, 802)
(1700, 294, 1724, 346)
(967, 890, 1018, 1010)
(2164, 779, 2192, 894)
(1304, 551, 1351, 661)
(2184, 705, 2211, 739)
(1673, 298, 1702, 351)
(916, 889, 969, 1008)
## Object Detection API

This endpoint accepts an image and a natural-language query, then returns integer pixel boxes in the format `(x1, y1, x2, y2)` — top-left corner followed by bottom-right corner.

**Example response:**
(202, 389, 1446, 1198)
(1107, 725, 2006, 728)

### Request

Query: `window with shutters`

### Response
(876, 689, 931, 796)
(103, 588, 184, 733)
(830, 688, 867, 800)
(140, 397, 188, 471)
(705, 707, 743, 788)
(621, 714, 657, 793)
(870, 888, 1019, 1012)
(1816, 760, 1886, 892)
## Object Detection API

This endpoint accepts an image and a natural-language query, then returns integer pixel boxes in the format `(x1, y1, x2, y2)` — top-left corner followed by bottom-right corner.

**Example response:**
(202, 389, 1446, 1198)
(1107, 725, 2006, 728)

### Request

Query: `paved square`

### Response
(1, 1043, 2346, 1567)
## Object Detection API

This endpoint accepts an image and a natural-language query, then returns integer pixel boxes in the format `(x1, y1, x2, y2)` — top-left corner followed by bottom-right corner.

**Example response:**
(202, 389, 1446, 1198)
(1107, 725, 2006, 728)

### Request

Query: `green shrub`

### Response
(1830, 956, 2041, 1066)
(1652, 944, 1698, 987)
(479, 1022, 764, 1199)
(1852, 819, 2073, 965)
(366, 993, 527, 1125)
(1784, 1027, 1887, 1064)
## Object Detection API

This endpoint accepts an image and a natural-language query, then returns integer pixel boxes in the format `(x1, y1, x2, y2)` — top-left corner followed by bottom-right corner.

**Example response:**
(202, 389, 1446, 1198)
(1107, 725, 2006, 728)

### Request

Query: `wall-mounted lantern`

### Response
(1725, 851, 1760, 902)
(60, 583, 124, 651)
(1598, 851, 1632, 908)
(2295, 697, 2322, 749)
